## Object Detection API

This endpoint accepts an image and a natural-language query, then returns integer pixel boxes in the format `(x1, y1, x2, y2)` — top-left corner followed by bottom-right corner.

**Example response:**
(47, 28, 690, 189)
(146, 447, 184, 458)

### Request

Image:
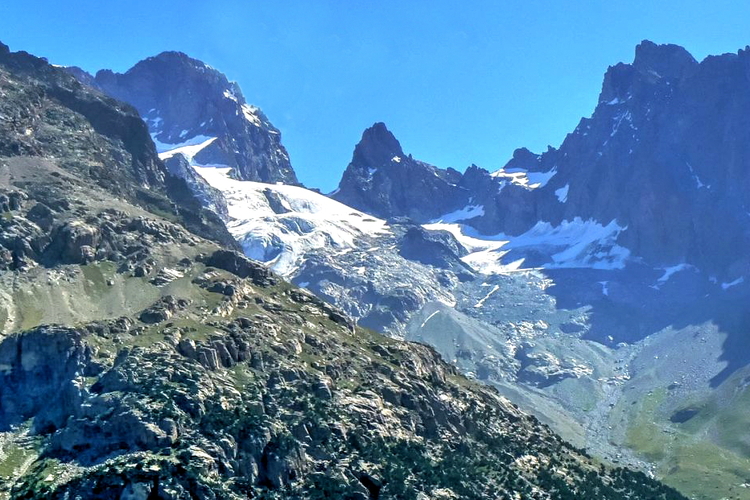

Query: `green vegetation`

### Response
(624, 385, 750, 500)
(0, 429, 43, 491)
(625, 388, 668, 462)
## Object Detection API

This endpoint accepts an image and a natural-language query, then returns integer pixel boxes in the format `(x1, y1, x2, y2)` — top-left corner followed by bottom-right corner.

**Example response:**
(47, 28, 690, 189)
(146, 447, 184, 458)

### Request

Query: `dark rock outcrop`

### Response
(398, 224, 474, 280)
(204, 249, 277, 286)
(77, 51, 298, 185)
(0, 326, 90, 432)
(333, 122, 469, 220)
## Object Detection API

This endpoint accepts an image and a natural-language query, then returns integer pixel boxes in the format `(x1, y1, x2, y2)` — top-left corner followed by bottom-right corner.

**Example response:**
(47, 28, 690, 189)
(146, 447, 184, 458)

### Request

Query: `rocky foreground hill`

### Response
(0, 43, 688, 499)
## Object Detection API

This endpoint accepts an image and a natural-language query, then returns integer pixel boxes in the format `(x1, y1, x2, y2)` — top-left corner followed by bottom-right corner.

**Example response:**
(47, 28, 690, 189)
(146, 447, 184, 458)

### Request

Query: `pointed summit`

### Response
(632, 40, 697, 79)
(599, 40, 698, 105)
(332, 123, 468, 220)
(76, 52, 298, 185)
(352, 122, 405, 169)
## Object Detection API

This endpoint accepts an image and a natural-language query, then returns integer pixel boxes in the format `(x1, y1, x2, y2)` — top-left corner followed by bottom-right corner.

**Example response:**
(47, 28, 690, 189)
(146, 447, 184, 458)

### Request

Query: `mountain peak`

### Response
(633, 40, 697, 78)
(503, 147, 541, 171)
(352, 122, 405, 168)
(599, 41, 698, 104)
(333, 122, 470, 220)
(83, 52, 298, 186)
(135, 50, 206, 70)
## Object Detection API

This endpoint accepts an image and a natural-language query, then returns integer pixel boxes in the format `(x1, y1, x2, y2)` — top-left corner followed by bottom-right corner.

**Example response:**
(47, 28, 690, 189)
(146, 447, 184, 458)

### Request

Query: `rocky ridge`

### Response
(333, 122, 469, 221)
(71, 51, 298, 186)
(333, 42, 750, 281)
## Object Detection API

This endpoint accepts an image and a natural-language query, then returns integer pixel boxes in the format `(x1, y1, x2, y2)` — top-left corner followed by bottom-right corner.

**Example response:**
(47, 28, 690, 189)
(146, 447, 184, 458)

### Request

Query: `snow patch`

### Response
(433, 205, 485, 223)
(474, 285, 500, 308)
(424, 217, 630, 274)
(491, 167, 557, 190)
(193, 167, 391, 277)
(722, 277, 744, 290)
(223, 89, 238, 102)
(423, 222, 518, 275)
(555, 184, 569, 203)
(657, 264, 693, 284)
(509, 218, 630, 270)
(155, 135, 218, 163)
(420, 310, 440, 328)
(241, 104, 263, 127)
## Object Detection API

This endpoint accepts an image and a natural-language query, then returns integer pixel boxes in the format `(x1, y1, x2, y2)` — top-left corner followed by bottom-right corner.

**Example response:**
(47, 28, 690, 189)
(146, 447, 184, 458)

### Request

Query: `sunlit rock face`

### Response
(78, 51, 298, 185)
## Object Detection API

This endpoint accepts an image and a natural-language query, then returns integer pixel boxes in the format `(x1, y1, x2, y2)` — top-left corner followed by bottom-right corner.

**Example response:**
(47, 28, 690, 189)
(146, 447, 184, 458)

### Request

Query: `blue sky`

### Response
(2, 1, 749, 191)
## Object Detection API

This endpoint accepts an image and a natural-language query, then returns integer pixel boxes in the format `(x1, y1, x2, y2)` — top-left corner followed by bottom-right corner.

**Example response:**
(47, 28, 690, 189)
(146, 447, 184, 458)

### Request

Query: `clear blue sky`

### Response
(1, 1, 749, 191)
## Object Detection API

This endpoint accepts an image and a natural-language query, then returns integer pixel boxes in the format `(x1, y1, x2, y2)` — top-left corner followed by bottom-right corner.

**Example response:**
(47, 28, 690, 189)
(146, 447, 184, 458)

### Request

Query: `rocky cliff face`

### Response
(334, 42, 750, 281)
(515, 40, 750, 278)
(74, 51, 298, 185)
(0, 42, 685, 500)
(0, 42, 235, 263)
(333, 122, 470, 220)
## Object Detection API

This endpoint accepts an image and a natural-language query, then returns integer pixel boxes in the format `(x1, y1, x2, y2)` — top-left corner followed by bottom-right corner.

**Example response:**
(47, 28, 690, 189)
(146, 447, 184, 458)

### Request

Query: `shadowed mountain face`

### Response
(334, 42, 750, 280)
(333, 122, 470, 220)
(301, 43, 750, 498)
(74, 51, 298, 185)
(328, 41, 750, 381)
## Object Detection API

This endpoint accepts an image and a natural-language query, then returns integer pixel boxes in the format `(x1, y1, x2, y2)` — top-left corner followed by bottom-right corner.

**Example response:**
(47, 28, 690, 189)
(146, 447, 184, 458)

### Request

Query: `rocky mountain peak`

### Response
(633, 40, 698, 78)
(599, 40, 698, 105)
(503, 147, 542, 171)
(351, 121, 405, 169)
(332, 122, 469, 220)
(73, 51, 298, 186)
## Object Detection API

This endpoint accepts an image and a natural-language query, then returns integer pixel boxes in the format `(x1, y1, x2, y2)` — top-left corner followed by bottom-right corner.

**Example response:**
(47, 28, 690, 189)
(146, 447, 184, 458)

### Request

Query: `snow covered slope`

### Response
(193, 166, 390, 277)
(425, 215, 630, 274)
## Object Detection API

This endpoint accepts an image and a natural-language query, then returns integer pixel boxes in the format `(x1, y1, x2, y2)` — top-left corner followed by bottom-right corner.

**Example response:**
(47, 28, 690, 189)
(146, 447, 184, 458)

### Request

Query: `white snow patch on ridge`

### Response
(153, 134, 217, 163)
(509, 218, 630, 270)
(722, 276, 744, 290)
(555, 184, 569, 203)
(223, 89, 238, 102)
(424, 217, 630, 274)
(491, 167, 557, 190)
(424, 222, 520, 275)
(193, 167, 390, 277)
(434, 205, 485, 223)
(241, 104, 263, 127)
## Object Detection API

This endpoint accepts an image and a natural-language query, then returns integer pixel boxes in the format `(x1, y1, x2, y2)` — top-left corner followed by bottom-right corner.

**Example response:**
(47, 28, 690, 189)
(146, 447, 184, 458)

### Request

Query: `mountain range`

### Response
(0, 37, 748, 500)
